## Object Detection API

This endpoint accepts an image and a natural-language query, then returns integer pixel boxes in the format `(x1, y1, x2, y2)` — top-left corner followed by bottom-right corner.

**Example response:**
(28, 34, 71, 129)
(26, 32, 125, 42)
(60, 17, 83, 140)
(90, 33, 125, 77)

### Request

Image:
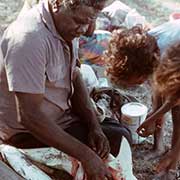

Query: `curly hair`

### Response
(154, 42, 180, 98)
(103, 25, 160, 86)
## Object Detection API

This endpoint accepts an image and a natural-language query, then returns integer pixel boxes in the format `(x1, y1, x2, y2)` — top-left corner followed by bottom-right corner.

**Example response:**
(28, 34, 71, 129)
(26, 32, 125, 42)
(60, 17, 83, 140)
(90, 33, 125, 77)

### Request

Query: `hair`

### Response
(154, 42, 180, 98)
(103, 25, 160, 86)
(49, 0, 106, 11)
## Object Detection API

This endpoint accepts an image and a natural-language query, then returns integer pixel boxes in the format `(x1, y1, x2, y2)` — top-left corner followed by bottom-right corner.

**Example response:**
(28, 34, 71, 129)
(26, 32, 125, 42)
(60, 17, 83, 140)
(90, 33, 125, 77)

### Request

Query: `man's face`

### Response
(54, 5, 100, 42)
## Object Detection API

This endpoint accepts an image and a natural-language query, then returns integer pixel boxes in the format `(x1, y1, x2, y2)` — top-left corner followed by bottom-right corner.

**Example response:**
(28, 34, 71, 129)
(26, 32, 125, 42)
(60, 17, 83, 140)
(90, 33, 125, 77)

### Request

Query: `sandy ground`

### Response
(0, 0, 179, 179)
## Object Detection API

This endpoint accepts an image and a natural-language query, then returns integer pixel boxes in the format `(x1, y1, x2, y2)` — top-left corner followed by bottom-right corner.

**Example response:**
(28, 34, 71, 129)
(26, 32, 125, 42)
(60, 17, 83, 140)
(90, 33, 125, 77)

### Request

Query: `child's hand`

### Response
(136, 119, 156, 137)
(137, 98, 173, 137)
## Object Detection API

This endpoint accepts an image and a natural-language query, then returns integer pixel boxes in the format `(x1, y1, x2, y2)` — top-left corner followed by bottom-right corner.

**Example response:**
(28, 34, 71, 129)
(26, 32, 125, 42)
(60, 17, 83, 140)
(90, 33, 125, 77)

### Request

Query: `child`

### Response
(137, 42, 180, 179)
(103, 25, 160, 87)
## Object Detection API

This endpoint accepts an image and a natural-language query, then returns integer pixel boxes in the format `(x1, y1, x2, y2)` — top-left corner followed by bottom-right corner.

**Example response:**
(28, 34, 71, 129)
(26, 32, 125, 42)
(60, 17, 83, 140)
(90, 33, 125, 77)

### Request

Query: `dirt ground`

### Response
(0, 0, 180, 179)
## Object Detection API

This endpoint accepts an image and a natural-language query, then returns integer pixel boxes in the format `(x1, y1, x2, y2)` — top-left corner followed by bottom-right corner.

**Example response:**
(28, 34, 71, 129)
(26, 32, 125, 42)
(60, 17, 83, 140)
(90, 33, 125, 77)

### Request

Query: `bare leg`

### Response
(171, 105, 180, 149)
(144, 117, 166, 160)
(153, 117, 166, 155)
(155, 105, 180, 180)
(146, 90, 166, 160)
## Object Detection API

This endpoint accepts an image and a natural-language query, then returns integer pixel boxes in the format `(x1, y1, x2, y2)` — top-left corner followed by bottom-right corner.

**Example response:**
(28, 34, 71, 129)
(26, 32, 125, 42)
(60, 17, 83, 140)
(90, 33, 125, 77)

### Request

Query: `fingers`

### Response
(137, 126, 152, 137)
(137, 119, 157, 137)
(137, 119, 163, 137)
(98, 139, 110, 160)
(137, 127, 154, 137)
(90, 171, 113, 180)
(88, 131, 110, 159)
(105, 171, 114, 180)
(95, 133, 110, 159)
(136, 125, 146, 136)
(137, 128, 148, 137)
(89, 136, 97, 152)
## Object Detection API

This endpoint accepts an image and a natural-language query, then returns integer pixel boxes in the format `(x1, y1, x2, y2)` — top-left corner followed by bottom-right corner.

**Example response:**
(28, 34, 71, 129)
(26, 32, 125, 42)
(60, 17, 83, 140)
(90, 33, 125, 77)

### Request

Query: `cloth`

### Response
(0, 135, 137, 180)
(95, 0, 130, 31)
(79, 30, 111, 66)
(90, 87, 138, 123)
(96, 0, 148, 31)
(4, 118, 132, 154)
(148, 19, 180, 55)
(80, 64, 99, 93)
(1, 118, 135, 179)
(123, 9, 146, 29)
(0, 0, 79, 141)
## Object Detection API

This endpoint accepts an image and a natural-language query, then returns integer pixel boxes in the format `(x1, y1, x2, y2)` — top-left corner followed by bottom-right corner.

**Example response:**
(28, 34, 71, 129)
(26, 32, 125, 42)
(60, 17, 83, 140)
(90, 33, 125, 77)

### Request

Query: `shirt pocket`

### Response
(46, 64, 66, 83)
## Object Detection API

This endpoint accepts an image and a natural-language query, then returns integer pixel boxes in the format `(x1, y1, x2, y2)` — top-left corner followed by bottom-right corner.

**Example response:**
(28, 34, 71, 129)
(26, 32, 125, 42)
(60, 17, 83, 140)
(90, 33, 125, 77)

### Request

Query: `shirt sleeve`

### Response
(3, 32, 47, 94)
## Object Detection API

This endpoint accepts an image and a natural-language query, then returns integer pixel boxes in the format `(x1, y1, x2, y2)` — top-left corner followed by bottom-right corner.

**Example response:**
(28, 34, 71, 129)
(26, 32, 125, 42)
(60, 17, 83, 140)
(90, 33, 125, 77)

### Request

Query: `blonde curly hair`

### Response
(154, 42, 180, 98)
(103, 25, 159, 86)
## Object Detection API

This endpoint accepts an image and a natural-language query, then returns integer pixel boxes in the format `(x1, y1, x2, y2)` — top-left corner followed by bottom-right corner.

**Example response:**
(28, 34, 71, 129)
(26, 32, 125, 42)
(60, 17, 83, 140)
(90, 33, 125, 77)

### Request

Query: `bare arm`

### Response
(151, 87, 163, 113)
(15, 92, 94, 161)
(71, 67, 101, 130)
(71, 67, 110, 159)
(15, 92, 113, 180)
(137, 87, 165, 137)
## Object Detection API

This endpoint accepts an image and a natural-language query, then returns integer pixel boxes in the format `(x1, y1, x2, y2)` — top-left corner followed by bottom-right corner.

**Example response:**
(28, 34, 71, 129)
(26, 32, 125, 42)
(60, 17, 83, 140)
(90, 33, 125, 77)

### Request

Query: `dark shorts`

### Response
(4, 118, 132, 157)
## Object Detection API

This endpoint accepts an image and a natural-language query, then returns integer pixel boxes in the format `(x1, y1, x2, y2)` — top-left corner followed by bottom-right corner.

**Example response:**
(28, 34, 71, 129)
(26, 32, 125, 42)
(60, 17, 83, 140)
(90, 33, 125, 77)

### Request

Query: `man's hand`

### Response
(82, 152, 113, 180)
(88, 128, 110, 160)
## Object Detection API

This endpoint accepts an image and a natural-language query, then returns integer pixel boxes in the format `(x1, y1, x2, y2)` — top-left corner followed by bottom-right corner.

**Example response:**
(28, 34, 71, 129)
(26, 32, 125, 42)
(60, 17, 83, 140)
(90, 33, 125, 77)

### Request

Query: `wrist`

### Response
(80, 148, 98, 163)
(88, 121, 101, 131)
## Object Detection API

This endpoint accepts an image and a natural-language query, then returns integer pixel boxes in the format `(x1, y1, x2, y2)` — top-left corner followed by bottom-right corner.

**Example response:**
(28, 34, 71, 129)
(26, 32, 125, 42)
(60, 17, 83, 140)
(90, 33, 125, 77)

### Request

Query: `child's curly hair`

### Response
(154, 42, 180, 98)
(103, 25, 160, 86)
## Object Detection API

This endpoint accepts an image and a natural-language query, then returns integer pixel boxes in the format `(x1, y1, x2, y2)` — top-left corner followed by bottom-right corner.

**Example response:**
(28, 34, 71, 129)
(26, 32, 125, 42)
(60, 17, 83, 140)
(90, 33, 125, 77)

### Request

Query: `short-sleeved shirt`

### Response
(0, 0, 79, 141)
(148, 19, 180, 55)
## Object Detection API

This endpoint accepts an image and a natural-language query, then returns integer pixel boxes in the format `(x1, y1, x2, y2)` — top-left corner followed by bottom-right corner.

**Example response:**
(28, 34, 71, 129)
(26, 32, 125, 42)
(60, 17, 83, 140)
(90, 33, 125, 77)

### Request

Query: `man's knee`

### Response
(102, 123, 132, 156)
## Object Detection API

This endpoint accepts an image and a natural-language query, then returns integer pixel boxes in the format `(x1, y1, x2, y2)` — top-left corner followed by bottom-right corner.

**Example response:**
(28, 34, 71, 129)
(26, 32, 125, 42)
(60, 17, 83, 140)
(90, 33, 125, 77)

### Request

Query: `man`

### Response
(0, 0, 131, 179)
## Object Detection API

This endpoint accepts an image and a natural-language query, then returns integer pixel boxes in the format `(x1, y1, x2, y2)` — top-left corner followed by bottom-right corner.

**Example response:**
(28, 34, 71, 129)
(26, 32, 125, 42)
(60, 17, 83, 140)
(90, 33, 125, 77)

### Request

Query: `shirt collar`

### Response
(38, 0, 78, 54)
(38, 0, 65, 42)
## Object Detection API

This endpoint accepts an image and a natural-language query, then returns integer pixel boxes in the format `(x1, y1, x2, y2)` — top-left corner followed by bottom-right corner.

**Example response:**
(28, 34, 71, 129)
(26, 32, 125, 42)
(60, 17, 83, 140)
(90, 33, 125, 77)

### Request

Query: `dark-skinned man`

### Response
(0, 0, 131, 179)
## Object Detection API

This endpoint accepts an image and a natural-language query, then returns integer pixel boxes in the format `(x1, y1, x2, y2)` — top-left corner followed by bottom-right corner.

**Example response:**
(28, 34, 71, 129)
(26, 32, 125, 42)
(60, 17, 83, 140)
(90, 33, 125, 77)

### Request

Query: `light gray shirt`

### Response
(0, 0, 78, 141)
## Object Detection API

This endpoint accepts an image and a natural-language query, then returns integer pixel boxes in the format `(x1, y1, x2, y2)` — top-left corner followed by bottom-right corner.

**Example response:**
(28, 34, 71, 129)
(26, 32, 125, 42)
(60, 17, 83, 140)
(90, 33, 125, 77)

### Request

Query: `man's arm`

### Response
(71, 67, 110, 159)
(15, 92, 113, 180)
(71, 67, 100, 130)
(15, 92, 93, 160)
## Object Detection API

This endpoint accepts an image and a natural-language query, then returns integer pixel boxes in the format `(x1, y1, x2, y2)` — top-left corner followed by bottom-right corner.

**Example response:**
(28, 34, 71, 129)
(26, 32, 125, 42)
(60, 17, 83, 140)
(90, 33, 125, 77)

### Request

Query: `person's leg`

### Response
(154, 117, 165, 153)
(145, 89, 166, 159)
(171, 105, 180, 149)
(101, 118, 132, 157)
(64, 122, 89, 145)
(155, 105, 180, 180)
(4, 116, 131, 158)
(145, 117, 166, 160)
(65, 119, 132, 157)
(3, 133, 47, 149)
(66, 118, 132, 157)
(3, 121, 89, 149)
